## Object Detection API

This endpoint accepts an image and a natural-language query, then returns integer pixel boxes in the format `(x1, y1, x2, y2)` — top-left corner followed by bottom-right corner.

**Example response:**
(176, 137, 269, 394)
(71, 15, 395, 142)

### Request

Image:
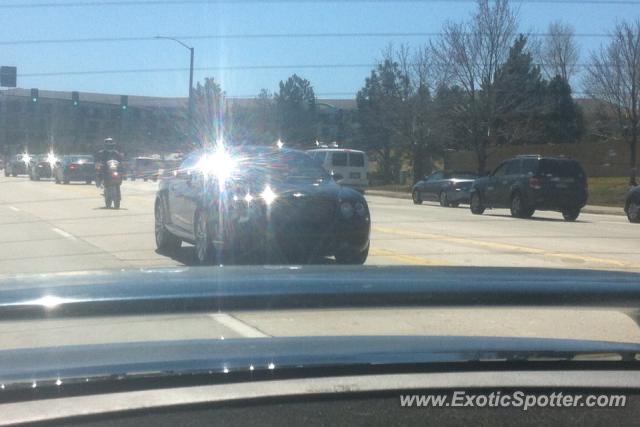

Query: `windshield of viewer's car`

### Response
(1, 0, 640, 358)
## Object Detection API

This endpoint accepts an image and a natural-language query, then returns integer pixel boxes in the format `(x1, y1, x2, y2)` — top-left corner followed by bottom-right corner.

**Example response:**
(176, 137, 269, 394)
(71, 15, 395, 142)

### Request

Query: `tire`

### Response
(155, 198, 182, 253)
(470, 192, 485, 215)
(34, 173, 40, 181)
(105, 196, 112, 208)
(335, 243, 369, 265)
(194, 209, 215, 265)
(450, 202, 460, 208)
(562, 207, 580, 222)
(54, 175, 60, 184)
(114, 199, 120, 209)
(628, 201, 640, 223)
(412, 190, 423, 205)
(4, 170, 8, 177)
(63, 178, 69, 184)
(439, 191, 450, 207)
(510, 192, 533, 218)
(12, 173, 17, 177)
(86, 179, 92, 185)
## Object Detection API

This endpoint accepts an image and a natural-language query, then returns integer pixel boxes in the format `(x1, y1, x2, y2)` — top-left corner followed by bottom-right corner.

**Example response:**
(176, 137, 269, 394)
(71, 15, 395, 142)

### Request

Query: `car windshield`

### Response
(2, 0, 640, 384)
(233, 149, 330, 183)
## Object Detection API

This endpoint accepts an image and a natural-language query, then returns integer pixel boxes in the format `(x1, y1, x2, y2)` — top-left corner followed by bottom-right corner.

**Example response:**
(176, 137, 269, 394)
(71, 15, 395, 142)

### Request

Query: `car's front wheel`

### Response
(412, 190, 423, 205)
(194, 209, 215, 265)
(562, 207, 581, 222)
(335, 243, 369, 265)
(510, 193, 534, 218)
(628, 201, 640, 223)
(155, 198, 182, 253)
(470, 192, 485, 215)
(439, 191, 450, 207)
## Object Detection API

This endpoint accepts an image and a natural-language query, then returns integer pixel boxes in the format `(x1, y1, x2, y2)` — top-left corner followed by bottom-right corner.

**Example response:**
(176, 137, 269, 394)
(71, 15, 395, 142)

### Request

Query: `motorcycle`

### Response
(98, 159, 122, 209)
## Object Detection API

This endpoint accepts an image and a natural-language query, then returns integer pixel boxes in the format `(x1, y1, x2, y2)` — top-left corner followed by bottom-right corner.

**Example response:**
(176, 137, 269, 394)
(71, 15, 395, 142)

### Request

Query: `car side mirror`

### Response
(332, 173, 344, 182)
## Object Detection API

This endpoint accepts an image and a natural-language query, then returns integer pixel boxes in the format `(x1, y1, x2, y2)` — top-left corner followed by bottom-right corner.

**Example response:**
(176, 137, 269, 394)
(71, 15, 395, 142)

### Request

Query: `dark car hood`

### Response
(268, 179, 362, 200)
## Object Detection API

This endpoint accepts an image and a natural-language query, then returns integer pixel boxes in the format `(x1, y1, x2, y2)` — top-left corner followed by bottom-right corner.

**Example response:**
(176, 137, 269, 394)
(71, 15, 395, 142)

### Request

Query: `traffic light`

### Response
(30, 88, 38, 103)
(72, 91, 79, 107)
(120, 95, 128, 110)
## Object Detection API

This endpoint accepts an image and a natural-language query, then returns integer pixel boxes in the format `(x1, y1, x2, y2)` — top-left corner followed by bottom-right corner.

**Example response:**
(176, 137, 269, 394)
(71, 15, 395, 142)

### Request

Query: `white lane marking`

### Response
(8, 206, 19, 212)
(208, 313, 270, 338)
(51, 227, 77, 241)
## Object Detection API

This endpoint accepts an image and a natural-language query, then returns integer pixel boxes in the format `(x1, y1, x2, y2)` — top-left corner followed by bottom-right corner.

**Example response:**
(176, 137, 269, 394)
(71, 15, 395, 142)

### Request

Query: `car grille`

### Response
(271, 195, 336, 227)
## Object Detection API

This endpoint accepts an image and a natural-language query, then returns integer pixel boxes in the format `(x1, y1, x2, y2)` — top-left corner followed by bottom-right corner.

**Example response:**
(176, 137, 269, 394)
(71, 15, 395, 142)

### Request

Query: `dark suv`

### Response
(469, 155, 588, 221)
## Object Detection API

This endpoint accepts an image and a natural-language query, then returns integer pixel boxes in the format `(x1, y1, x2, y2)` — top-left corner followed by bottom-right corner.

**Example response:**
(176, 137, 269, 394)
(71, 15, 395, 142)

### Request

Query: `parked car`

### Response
(129, 156, 163, 181)
(4, 154, 31, 177)
(469, 155, 588, 221)
(307, 148, 369, 191)
(28, 154, 53, 181)
(155, 146, 371, 265)
(53, 155, 95, 184)
(412, 171, 478, 207)
(624, 185, 640, 223)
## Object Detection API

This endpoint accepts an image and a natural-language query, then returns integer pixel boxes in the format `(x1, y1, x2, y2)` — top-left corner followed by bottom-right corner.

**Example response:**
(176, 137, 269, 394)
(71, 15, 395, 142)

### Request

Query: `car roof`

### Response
(308, 148, 365, 154)
(514, 154, 579, 162)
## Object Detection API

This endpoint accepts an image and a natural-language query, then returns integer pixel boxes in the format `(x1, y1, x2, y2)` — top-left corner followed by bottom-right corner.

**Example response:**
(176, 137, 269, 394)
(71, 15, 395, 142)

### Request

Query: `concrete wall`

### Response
(446, 141, 633, 177)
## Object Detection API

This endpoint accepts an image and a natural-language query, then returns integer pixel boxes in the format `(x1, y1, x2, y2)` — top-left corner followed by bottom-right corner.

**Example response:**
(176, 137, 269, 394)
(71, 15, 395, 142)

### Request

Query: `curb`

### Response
(365, 190, 625, 217)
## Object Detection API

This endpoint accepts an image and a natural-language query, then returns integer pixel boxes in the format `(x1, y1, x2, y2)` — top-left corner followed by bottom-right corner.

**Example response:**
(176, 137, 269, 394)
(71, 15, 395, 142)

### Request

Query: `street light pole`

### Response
(154, 36, 194, 144)
(188, 46, 194, 129)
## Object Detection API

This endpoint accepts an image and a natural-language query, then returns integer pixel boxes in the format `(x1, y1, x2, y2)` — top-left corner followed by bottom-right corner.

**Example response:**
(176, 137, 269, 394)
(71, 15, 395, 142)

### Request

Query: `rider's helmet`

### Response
(104, 137, 116, 149)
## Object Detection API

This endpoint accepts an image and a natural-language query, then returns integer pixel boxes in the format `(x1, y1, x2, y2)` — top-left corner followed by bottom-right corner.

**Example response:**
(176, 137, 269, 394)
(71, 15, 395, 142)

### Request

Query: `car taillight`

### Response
(529, 177, 541, 189)
(69, 164, 77, 170)
(112, 171, 119, 177)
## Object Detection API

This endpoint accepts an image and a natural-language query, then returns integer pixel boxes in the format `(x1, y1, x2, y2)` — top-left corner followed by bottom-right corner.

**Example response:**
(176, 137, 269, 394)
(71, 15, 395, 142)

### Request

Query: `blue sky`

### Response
(1, 0, 638, 99)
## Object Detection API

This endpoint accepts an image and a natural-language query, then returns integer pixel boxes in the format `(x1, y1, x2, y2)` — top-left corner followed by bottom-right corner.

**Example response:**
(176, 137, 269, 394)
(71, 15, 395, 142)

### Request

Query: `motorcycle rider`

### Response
(95, 138, 123, 188)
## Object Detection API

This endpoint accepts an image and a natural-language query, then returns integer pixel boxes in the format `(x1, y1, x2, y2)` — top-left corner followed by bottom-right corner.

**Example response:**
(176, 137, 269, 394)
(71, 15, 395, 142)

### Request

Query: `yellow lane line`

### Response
(373, 226, 633, 269)
(369, 247, 455, 266)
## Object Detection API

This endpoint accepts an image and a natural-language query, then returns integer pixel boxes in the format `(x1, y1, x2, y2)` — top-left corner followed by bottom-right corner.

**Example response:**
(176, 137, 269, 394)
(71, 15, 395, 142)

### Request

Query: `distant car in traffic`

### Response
(129, 157, 163, 181)
(624, 185, 640, 223)
(53, 155, 95, 184)
(307, 148, 369, 191)
(28, 154, 53, 181)
(155, 146, 371, 265)
(412, 171, 478, 207)
(4, 154, 31, 177)
(469, 155, 588, 221)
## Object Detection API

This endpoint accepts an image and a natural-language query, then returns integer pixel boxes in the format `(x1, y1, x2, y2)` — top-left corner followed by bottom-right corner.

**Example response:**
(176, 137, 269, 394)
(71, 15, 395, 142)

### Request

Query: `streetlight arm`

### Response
(154, 36, 192, 51)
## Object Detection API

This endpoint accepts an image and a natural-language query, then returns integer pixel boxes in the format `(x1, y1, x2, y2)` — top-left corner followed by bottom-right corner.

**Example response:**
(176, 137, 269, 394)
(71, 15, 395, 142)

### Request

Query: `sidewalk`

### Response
(365, 190, 625, 216)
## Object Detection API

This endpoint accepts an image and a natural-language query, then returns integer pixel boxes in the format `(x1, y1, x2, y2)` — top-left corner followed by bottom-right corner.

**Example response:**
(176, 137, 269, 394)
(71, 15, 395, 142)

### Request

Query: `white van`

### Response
(307, 148, 369, 190)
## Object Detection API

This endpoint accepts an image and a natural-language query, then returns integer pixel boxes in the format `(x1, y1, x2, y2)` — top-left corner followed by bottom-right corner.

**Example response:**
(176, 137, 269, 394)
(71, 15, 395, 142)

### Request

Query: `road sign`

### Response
(0, 66, 17, 87)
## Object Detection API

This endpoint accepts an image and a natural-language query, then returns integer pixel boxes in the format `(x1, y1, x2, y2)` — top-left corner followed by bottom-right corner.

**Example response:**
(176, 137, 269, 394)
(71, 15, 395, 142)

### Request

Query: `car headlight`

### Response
(354, 201, 366, 217)
(261, 185, 277, 205)
(340, 201, 354, 219)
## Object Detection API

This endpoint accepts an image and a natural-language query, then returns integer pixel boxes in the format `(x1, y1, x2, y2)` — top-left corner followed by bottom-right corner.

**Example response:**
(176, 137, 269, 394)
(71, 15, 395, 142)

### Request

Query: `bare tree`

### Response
(541, 21, 580, 82)
(431, 0, 517, 173)
(584, 20, 640, 185)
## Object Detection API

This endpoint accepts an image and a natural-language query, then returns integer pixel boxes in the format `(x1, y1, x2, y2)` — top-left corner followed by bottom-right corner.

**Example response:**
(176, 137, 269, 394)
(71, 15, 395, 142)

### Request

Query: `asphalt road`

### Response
(0, 174, 637, 274)
(0, 174, 639, 348)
